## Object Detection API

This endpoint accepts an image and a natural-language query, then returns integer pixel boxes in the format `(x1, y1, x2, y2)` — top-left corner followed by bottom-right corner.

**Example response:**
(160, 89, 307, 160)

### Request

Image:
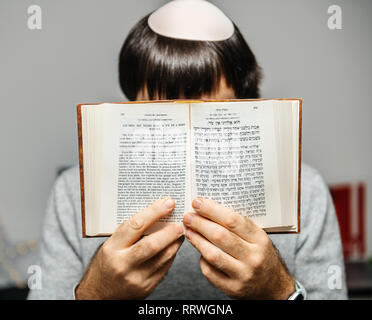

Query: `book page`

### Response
(190, 101, 282, 228)
(273, 100, 300, 229)
(82, 105, 105, 236)
(98, 103, 191, 234)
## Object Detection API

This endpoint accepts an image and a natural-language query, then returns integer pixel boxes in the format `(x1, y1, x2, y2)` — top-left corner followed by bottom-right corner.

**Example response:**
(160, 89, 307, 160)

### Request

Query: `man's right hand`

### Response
(75, 197, 184, 300)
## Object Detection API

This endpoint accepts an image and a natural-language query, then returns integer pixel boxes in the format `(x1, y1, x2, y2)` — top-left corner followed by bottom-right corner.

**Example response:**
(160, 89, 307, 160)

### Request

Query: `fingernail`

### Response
(192, 199, 202, 210)
(183, 213, 193, 226)
(175, 224, 184, 235)
(164, 198, 175, 209)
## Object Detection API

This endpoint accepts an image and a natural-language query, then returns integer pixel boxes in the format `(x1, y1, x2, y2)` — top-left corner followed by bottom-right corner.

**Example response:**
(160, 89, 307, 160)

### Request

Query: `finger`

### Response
(144, 236, 184, 276)
(183, 212, 249, 259)
(192, 198, 262, 243)
(110, 197, 176, 248)
(129, 223, 184, 265)
(145, 256, 175, 291)
(199, 256, 231, 292)
(185, 228, 240, 277)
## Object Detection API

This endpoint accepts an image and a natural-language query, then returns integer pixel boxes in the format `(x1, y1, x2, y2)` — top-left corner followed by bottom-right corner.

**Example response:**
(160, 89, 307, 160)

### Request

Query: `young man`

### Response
(28, 2, 347, 300)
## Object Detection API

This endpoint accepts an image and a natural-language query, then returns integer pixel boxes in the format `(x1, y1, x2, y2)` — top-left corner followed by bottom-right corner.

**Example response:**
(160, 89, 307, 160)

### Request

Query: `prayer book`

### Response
(77, 99, 302, 237)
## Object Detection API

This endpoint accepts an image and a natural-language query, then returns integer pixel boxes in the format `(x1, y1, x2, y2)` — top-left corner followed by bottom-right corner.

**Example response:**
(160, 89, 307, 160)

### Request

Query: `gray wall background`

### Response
(1, 0, 372, 255)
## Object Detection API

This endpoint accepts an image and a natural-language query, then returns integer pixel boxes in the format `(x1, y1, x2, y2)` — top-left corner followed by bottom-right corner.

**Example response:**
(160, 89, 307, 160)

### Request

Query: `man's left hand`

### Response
(183, 198, 295, 300)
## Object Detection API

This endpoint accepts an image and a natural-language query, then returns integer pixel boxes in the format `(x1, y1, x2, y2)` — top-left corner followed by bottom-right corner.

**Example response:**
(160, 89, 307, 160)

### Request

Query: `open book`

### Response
(77, 99, 302, 237)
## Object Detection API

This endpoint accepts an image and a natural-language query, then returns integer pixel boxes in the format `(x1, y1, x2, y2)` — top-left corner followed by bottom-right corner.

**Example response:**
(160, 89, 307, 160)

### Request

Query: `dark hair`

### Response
(119, 14, 262, 101)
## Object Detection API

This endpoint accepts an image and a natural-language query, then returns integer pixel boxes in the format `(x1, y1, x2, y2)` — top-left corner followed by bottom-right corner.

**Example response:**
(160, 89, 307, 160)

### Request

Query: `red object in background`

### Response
(357, 184, 366, 257)
(329, 183, 366, 260)
(330, 186, 352, 258)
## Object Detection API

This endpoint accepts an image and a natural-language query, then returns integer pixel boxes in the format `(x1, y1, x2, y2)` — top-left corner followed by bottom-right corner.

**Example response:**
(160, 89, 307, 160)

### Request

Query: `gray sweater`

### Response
(28, 163, 347, 300)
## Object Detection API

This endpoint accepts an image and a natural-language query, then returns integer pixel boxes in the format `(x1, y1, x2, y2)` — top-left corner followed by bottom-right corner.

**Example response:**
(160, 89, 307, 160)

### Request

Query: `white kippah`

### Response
(147, 0, 234, 41)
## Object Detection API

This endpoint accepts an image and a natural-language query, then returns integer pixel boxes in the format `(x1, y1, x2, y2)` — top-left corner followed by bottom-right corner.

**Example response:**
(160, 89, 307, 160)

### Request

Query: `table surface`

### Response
(345, 261, 372, 295)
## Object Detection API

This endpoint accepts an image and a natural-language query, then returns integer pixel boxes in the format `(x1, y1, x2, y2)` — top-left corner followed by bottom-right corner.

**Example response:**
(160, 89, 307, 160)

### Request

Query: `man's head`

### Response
(119, 14, 262, 101)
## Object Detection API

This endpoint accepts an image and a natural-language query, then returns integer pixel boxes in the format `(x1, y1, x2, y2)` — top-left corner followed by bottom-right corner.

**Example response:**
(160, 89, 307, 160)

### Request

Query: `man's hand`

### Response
(75, 197, 184, 300)
(183, 198, 295, 300)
